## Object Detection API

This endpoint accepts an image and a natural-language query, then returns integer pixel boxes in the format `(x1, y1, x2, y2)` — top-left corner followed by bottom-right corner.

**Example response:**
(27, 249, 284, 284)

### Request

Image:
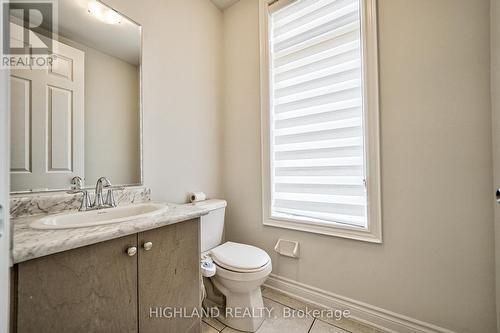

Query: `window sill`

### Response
(263, 216, 383, 244)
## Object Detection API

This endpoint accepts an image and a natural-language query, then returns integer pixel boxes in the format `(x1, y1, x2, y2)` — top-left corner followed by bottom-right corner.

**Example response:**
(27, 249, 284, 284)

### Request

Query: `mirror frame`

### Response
(10, 1, 143, 195)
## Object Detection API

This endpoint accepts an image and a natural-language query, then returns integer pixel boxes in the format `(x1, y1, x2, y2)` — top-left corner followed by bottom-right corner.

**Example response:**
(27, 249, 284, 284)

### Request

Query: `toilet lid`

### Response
(210, 242, 270, 273)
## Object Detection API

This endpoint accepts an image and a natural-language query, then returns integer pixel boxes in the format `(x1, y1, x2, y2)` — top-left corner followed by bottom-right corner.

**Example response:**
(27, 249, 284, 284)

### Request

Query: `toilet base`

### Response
(211, 280, 266, 332)
(201, 252, 272, 333)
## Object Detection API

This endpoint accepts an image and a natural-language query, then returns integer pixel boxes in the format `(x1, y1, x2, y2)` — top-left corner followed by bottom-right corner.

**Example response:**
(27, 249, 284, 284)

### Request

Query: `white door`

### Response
(0, 75, 9, 333)
(10, 38, 85, 192)
(0, 2, 11, 331)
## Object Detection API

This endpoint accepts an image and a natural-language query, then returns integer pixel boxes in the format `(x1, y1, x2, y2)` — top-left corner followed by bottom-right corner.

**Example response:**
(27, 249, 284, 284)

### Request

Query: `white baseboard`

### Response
(263, 274, 456, 333)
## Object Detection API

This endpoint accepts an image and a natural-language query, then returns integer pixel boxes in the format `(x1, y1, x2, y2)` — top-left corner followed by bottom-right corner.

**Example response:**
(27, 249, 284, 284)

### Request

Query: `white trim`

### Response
(490, 0, 500, 328)
(360, 0, 382, 244)
(0, 1, 11, 331)
(264, 216, 382, 243)
(264, 274, 457, 333)
(259, 0, 382, 243)
(268, 0, 297, 14)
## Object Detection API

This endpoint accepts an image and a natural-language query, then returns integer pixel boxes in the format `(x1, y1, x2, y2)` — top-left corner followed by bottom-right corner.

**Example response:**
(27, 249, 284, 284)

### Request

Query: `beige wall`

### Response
(65, 41, 141, 186)
(83, 45, 140, 186)
(491, 0, 500, 330)
(79, 0, 496, 331)
(105, 0, 224, 202)
(222, 0, 496, 332)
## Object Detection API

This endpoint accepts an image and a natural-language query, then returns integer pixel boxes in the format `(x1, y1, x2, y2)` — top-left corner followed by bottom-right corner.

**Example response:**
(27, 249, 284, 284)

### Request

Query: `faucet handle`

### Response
(66, 189, 90, 211)
(70, 176, 84, 190)
(104, 186, 125, 208)
(105, 188, 117, 207)
(80, 191, 91, 211)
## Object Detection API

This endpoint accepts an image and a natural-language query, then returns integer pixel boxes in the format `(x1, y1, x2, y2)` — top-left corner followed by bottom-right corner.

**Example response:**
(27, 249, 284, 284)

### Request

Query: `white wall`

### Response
(222, 1, 496, 332)
(104, 0, 224, 203)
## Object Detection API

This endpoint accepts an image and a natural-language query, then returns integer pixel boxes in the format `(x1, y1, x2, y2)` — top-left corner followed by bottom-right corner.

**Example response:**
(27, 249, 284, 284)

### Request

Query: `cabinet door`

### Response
(138, 219, 201, 333)
(16, 234, 138, 333)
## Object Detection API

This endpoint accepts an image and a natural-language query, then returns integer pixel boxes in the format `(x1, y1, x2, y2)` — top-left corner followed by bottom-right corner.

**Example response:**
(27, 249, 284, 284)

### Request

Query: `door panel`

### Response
(47, 85, 73, 171)
(49, 53, 73, 80)
(10, 76, 31, 173)
(16, 235, 138, 333)
(10, 37, 84, 192)
(138, 219, 201, 333)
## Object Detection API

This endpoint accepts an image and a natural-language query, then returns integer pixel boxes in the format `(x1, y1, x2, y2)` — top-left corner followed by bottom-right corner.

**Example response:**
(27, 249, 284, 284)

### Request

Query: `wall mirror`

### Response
(9, 0, 142, 193)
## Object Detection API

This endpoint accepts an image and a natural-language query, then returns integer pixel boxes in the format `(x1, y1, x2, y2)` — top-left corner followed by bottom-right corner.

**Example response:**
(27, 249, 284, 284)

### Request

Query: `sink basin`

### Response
(30, 203, 169, 230)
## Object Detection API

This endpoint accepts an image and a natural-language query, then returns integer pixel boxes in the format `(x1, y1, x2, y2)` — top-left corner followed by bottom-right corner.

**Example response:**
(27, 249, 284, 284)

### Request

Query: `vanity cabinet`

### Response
(11, 219, 201, 333)
(138, 220, 200, 333)
(15, 234, 138, 333)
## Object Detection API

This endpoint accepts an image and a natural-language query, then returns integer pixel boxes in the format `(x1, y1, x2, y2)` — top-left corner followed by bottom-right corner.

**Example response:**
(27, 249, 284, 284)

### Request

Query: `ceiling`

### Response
(56, 0, 140, 65)
(210, 0, 241, 10)
(12, 0, 141, 65)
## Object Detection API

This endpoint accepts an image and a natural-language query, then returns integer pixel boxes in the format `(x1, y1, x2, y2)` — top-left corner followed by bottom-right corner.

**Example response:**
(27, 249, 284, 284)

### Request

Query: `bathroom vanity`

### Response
(6, 1, 211, 331)
(9, 196, 208, 333)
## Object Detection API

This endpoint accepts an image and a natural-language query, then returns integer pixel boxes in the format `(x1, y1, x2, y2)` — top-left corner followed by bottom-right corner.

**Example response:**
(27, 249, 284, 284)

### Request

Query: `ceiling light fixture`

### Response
(88, 1, 122, 25)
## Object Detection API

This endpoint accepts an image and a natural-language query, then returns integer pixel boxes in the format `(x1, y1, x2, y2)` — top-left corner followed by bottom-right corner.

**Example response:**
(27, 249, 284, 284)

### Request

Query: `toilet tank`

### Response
(193, 199, 227, 252)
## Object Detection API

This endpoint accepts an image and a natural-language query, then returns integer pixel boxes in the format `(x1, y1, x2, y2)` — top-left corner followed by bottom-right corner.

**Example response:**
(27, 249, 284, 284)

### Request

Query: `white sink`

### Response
(30, 203, 169, 230)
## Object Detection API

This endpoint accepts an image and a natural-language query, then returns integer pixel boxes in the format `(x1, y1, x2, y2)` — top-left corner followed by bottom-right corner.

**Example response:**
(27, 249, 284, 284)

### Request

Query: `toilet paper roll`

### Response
(190, 192, 207, 203)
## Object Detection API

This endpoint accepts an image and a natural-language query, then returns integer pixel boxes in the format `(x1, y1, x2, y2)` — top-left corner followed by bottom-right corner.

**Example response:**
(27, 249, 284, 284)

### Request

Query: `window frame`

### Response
(259, 0, 382, 243)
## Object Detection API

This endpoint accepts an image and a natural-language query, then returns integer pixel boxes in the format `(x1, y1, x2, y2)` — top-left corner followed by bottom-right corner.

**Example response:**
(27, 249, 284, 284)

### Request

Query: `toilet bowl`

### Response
(209, 242, 272, 332)
(194, 200, 272, 332)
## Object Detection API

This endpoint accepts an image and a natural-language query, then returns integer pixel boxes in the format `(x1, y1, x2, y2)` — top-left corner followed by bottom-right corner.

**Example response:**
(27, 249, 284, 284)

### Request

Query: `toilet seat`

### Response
(214, 260, 272, 283)
(210, 242, 270, 273)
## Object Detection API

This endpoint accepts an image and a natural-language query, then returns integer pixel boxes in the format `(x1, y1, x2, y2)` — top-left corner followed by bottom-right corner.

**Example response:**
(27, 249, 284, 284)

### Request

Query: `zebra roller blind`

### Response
(268, 0, 367, 228)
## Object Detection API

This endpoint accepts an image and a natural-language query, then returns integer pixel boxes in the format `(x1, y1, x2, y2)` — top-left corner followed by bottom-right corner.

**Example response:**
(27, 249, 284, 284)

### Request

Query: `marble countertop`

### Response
(12, 202, 209, 264)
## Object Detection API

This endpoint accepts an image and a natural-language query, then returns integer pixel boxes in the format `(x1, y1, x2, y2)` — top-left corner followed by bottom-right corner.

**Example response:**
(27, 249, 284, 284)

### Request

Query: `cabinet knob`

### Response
(143, 241, 153, 251)
(126, 246, 137, 257)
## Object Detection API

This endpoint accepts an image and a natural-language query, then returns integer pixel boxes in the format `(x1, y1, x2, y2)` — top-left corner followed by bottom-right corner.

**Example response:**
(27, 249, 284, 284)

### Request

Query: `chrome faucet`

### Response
(69, 176, 122, 211)
(67, 176, 91, 211)
(94, 177, 112, 208)
(92, 176, 121, 209)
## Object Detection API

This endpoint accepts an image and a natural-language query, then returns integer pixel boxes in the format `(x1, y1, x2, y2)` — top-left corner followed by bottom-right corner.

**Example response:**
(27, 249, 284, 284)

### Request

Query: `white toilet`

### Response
(194, 199, 272, 332)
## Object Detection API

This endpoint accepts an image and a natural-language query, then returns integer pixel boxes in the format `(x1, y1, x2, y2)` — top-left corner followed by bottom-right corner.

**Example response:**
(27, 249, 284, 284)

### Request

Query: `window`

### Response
(260, 0, 381, 242)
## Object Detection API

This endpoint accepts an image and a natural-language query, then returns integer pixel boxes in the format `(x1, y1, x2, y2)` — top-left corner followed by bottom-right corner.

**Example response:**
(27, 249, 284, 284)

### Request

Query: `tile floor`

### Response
(202, 287, 385, 333)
